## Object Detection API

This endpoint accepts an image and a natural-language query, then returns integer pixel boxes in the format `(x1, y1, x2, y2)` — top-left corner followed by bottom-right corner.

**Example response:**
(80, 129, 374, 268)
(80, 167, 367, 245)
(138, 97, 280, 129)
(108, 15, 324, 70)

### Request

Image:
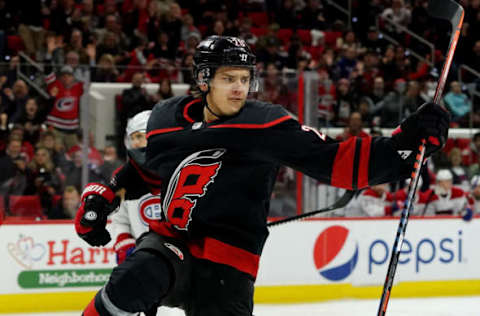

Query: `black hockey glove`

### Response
(391, 102, 450, 159)
(74, 183, 120, 246)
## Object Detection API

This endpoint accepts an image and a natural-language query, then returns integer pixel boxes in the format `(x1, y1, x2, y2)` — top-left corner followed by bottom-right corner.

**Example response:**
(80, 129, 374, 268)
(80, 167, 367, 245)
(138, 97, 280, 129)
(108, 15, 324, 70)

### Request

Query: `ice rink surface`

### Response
(5, 296, 480, 316)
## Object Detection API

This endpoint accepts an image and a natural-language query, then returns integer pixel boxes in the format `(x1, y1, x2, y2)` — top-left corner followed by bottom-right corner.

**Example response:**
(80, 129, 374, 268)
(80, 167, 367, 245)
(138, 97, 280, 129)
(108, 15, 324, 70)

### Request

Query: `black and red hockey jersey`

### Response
(133, 95, 412, 279)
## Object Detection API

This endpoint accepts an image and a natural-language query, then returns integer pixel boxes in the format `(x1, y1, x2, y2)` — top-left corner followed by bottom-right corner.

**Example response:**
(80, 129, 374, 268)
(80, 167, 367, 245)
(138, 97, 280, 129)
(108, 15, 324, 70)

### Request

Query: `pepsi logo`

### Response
(138, 195, 162, 226)
(313, 225, 358, 281)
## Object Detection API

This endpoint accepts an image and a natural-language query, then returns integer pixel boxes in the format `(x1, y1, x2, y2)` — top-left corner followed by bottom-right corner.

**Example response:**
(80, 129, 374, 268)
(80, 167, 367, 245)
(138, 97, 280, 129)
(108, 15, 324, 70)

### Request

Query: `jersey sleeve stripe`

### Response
(146, 127, 184, 139)
(358, 136, 372, 188)
(331, 137, 356, 190)
(209, 115, 292, 129)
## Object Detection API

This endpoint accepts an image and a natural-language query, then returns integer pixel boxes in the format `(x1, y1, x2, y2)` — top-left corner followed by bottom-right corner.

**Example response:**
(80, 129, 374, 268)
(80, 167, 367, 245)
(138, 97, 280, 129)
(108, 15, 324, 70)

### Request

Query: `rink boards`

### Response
(0, 217, 479, 313)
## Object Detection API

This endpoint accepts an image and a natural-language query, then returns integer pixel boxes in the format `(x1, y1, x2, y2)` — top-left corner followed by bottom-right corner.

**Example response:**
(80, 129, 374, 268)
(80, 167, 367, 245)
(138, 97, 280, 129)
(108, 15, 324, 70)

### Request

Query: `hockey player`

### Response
(348, 183, 395, 217)
(111, 110, 158, 265)
(74, 36, 449, 316)
(424, 169, 473, 220)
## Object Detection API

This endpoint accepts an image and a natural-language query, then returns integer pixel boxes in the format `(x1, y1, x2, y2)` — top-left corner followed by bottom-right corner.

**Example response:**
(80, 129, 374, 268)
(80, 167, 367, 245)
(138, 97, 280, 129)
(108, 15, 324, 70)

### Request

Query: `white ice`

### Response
(5, 296, 480, 316)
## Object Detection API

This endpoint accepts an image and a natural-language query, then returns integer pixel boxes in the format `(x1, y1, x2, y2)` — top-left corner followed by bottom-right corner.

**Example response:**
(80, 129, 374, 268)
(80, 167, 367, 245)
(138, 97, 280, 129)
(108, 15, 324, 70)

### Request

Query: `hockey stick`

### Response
(377, 1, 464, 315)
(267, 190, 355, 227)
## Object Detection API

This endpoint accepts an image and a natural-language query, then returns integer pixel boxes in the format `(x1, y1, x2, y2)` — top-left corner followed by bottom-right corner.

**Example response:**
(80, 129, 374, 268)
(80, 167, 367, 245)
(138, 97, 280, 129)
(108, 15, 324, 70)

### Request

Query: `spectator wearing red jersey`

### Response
(45, 65, 84, 150)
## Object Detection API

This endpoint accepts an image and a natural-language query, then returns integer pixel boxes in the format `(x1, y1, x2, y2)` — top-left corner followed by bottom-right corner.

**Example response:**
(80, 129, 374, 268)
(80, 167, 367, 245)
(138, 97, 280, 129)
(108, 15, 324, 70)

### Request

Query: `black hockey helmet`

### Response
(193, 35, 258, 91)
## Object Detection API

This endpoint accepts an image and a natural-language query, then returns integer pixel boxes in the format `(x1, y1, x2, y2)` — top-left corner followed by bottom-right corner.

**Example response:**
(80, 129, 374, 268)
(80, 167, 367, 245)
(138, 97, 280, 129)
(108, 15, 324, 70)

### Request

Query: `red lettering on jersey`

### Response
(166, 163, 221, 230)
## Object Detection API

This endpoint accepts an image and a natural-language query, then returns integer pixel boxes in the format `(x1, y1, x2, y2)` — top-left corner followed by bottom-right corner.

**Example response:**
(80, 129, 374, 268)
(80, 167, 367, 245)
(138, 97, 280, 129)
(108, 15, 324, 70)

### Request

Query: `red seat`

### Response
(297, 29, 312, 46)
(250, 27, 268, 37)
(7, 35, 25, 54)
(456, 138, 470, 150)
(324, 31, 342, 48)
(9, 195, 44, 219)
(247, 12, 269, 27)
(277, 29, 293, 45)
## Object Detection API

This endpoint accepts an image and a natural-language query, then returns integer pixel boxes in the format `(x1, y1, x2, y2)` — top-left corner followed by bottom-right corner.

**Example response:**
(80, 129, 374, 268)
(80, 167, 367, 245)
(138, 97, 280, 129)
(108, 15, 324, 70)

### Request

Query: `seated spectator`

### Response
(448, 147, 470, 191)
(91, 54, 119, 83)
(151, 78, 173, 104)
(381, 0, 411, 37)
(462, 132, 480, 171)
(336, 112, 369, 141)
(180, 13, 201, 44)
(26, 146, 64, 210)
(347, 183, 394, 217)
(97, 145, 123, 183)
(424, 169, 472, 216)
(121, 72, 152, 120)
(66, 130, 103, 169)
(7, 124, 34, 162)
(1, 79, 30, 121)
(64, 150, 102, 193)
(443, 81, 471, 125)
(333, 78, 356, 127)
(37, 130, 69, 173)
(258, 63, 290, 109)
(13, 97, 47, 145)
(47, 185, 81, 219)
(0, 136, 28, 189)
(379, 78, 407, 127)
(95, 31, 129, 66)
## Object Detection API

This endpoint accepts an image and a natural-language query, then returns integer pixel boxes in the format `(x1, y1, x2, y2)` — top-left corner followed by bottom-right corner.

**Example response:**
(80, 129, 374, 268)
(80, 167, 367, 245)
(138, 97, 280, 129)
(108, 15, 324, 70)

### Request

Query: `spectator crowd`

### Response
(1, 0, 480, 220)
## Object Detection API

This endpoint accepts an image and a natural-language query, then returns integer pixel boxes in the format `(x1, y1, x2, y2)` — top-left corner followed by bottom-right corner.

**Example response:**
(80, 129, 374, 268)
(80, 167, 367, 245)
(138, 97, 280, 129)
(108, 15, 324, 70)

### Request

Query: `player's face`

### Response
(207, 67, 250, 117)
(437, 179, 452, 192)
(130, 131, 147, 149)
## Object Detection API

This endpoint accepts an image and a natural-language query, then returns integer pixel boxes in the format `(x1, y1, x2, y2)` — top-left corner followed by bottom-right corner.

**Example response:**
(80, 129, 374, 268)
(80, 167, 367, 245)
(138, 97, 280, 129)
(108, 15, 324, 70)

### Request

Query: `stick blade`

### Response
(428, 0, 464, 26)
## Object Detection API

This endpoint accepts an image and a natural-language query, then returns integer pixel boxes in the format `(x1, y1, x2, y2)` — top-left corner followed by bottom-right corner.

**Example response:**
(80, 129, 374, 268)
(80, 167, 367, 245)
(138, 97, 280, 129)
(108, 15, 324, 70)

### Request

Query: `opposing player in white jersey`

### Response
(111, 110, 163, 264)
(424, 169, 473, 220)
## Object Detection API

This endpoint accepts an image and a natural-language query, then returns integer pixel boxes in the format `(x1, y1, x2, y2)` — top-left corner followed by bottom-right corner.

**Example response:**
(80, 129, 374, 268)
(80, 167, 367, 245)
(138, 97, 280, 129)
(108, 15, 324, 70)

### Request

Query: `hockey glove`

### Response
(114, 233, 136, 264)
(75, 183, 120, 246)
(391, 102, 450, 159)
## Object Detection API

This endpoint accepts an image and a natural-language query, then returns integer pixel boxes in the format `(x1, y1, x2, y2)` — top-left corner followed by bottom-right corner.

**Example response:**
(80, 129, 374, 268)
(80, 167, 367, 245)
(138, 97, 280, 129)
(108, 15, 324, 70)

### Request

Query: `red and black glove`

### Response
(392, 102, 450, 159)
(114, 233, 136, 264)
(75, 183, 120, 246)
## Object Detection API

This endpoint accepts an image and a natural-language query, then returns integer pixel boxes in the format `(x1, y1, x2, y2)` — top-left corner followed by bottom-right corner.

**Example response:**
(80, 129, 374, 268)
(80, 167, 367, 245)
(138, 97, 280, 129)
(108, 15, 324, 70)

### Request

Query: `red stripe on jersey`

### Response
(83, 297, 100, 316)
(209, 115, 292, 129)
(331, 137, 356, 190)
(183, 99, 201, 123)
(189, 237, 260, 278)
(146, 127, 184, 139)
(358, 136, 372, 188)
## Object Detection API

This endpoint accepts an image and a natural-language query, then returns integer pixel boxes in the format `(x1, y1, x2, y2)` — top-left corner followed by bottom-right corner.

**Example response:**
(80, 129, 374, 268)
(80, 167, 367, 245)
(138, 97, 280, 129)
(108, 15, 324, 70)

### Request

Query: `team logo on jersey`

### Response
(55, 97, 75, 112)
(138, 195, 162, 226)
(163, 149, 225, 231)
(313, 225, 358, 281)
(164, 242, 184, 261)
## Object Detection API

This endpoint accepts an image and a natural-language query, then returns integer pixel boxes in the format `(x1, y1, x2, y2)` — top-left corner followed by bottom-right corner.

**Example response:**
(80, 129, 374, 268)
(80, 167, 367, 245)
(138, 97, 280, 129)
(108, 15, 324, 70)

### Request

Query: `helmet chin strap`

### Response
(202, 85, 223, 121)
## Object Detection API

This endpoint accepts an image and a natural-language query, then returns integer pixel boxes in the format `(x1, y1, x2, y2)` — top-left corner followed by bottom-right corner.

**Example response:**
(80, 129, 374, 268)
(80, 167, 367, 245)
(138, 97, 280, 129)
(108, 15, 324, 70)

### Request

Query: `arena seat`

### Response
(277, 29, 293, 45)
(8, 195, 45, 219)
(247, 12, 269, 27)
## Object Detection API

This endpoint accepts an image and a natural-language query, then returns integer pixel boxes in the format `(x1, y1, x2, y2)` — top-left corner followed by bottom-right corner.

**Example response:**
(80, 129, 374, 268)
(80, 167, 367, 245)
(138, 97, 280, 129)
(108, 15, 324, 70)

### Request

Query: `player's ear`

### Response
(199, 83, 208, 92)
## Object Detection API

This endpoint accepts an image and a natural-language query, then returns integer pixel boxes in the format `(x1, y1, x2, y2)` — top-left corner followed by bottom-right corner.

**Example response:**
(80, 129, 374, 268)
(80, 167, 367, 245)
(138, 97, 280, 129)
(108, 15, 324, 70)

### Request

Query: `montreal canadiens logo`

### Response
(313, 225, 358, 281)
(139, 195, 162, 226)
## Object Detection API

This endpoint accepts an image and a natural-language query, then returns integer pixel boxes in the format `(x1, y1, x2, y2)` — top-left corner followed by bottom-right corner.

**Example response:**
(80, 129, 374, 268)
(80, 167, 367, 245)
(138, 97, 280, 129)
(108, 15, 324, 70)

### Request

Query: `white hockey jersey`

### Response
(111, 193, 163, 240)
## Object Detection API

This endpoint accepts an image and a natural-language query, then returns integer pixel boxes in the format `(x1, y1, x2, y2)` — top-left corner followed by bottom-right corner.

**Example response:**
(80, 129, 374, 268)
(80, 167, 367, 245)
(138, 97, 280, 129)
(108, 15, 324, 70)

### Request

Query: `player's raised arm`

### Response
(252, 102, 449, 190)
